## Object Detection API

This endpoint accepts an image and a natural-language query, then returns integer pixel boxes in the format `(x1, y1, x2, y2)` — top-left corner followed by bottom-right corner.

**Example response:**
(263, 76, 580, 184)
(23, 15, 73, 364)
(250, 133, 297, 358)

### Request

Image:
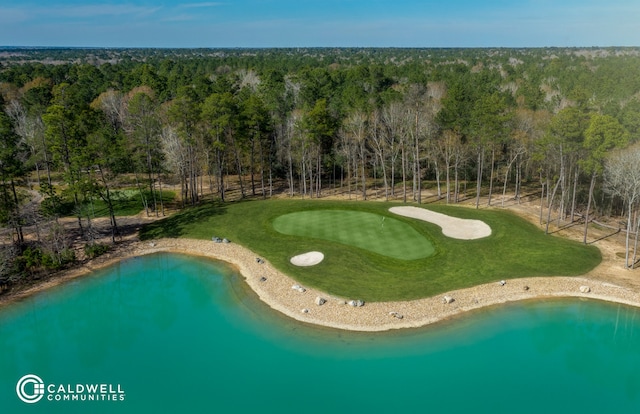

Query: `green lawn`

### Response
(78, 190, 176, 217)
(140, 199, 602, 302)
(273, 210, 434, 260)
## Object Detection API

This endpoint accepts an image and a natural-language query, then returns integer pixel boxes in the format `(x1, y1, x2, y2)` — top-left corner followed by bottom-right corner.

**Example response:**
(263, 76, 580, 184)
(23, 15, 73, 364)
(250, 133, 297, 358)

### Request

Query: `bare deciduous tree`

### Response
(604, 144, 640, 269)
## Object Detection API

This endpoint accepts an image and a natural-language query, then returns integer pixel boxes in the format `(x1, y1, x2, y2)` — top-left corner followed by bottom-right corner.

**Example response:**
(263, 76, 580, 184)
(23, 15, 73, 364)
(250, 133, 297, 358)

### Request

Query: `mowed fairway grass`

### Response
(140, 199, 602, 302)
(273, 210, 435, 260)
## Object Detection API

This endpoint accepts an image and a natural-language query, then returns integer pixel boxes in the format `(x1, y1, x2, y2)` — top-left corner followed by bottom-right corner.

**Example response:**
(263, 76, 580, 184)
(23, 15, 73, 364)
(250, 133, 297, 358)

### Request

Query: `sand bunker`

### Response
(389, 206, 491, 240)
(290, 251, 325, 266)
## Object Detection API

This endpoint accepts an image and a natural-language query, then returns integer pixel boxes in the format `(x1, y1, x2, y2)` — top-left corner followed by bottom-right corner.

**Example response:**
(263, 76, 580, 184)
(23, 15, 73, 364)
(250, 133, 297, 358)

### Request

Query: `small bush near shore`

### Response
(84, 243, 110, 259)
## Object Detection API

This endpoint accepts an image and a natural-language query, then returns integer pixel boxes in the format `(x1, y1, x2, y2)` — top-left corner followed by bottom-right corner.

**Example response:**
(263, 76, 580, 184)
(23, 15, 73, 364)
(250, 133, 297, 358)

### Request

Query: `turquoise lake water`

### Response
(1, 253, 639, 413)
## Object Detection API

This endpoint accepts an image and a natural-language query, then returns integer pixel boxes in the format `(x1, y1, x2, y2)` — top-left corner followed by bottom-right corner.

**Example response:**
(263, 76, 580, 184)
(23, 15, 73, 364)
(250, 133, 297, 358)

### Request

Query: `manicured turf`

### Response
(272, 210, 434, 260)
(140, 199, 602, 302)
(69, 189, 177, 218)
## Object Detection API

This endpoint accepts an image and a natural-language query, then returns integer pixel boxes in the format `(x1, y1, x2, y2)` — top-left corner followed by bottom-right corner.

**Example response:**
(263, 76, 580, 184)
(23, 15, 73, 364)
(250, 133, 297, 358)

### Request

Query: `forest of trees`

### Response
(2, 47, 640, 285)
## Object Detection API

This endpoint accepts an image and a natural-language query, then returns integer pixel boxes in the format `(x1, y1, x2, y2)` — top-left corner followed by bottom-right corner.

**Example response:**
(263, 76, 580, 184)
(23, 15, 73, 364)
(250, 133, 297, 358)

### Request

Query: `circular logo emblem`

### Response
(16, 374, 45, 404)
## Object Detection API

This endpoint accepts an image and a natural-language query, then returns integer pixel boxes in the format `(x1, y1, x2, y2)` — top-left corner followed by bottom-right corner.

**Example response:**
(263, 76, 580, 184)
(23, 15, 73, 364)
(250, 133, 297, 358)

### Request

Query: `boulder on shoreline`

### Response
(442, 296, 454, 304)
(315, 296, 326, 306)
(580, 285, 591, 293)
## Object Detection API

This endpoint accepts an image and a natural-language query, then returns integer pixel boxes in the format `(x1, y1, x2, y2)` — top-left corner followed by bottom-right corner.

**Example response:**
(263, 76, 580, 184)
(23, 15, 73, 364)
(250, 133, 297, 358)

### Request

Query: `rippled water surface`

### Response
(1, 253, 639, 413)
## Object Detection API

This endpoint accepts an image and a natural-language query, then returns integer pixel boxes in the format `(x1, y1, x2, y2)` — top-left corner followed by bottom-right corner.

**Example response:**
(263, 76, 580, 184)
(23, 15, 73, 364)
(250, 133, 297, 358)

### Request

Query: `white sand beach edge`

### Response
(21, 237, 633, 333)
(3, 238, 639, 331)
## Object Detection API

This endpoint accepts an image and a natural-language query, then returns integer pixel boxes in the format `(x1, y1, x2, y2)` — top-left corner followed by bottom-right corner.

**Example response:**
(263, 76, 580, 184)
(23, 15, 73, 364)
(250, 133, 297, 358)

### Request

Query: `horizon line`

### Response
(2, 45, 640, 50)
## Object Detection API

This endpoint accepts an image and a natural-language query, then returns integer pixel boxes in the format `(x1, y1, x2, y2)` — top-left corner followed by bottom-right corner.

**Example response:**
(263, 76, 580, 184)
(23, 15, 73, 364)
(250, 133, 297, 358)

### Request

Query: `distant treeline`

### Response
(1, 47, 640, 280)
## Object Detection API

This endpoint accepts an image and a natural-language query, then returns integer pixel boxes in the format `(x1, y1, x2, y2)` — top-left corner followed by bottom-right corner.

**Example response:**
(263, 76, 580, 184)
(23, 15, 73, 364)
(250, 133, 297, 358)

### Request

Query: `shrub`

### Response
(84, 243, 110, 259)
(41, 248, 76, 270)
(21, 246, 43, 269)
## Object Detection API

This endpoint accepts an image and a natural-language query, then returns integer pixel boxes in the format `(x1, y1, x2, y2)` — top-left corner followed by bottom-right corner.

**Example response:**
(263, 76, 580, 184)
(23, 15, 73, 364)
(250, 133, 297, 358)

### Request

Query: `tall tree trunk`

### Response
(146, 142, 158, 216)
(376, 147, 389, 201)
(97, 165, 119, 243)
(632, 212, 640, 268)
(539, 175, 546, 225)
(502, 153, 518, 208)
(454, 161, 460, 203)
(316, 153, 322, 198)
(41, 131, 53, 188)
(134, 172, 149, 216)
(558, 145, 566, 223)
(216, 147, 225, 202)
(250, 138, 256, 196)
(401, 143, 407, 203)
(625, 201, 633, 268)
(570, 167, 579, 222)
(259, 139, 266, 199)
(546, 177, 562, 235)
(9, 179, 24, 245)
(475, 148, 484, 209)
(288, 148, 294, 197)
(414, 109, 421, 204)
(361, 152, 367, 201)
(516, 160, 522, 203)
(158, 171, 165, 216)
(487, 149, 495, 206)
(434, 159, 441, 199)
(583, 172, 597, 244)
(230, 135, 245, 198)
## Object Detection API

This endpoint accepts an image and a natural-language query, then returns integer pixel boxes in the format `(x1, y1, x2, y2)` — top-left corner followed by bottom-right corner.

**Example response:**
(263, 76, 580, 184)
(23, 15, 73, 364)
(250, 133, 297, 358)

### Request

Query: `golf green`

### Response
(272, 210, 435, 260)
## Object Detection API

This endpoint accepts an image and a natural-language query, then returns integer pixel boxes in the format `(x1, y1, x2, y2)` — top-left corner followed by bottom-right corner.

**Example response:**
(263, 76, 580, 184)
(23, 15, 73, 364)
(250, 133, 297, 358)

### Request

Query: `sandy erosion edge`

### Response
(390, 206, 492, 240)
(3, 238, 638, 332)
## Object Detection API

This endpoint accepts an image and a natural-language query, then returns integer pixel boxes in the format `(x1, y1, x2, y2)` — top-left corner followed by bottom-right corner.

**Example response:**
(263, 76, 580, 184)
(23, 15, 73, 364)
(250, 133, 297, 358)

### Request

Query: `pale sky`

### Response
(1, 0, 639, 48)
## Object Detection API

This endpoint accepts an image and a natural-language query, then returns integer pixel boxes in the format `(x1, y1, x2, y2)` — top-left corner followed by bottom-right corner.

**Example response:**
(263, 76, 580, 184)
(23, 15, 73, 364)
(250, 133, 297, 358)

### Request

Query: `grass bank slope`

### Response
(140, 199, 601, 302)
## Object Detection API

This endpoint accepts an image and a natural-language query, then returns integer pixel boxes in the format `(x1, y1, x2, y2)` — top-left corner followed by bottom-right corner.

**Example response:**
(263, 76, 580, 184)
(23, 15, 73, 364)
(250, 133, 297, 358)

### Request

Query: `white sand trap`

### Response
(389, 206, 491, 240)
(290, 251, 325, 266)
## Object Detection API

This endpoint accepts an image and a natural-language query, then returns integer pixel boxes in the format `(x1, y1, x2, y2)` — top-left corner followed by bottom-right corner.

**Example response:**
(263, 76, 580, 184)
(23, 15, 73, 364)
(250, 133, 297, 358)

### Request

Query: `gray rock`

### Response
(442, 295, 454, 304)
(301, 308, 309, 314)
(580, 285, 591, 293)
(315, 297, 327, 306)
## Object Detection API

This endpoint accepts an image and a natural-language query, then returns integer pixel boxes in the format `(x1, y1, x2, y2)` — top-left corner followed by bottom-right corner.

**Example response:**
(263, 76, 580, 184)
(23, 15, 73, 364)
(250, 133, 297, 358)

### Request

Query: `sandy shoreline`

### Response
(2, 237, 639, 332)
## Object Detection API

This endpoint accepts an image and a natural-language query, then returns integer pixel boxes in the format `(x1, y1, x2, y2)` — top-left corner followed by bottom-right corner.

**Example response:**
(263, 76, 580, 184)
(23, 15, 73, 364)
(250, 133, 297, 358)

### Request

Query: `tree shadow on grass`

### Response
(139, 202, 228, 240)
